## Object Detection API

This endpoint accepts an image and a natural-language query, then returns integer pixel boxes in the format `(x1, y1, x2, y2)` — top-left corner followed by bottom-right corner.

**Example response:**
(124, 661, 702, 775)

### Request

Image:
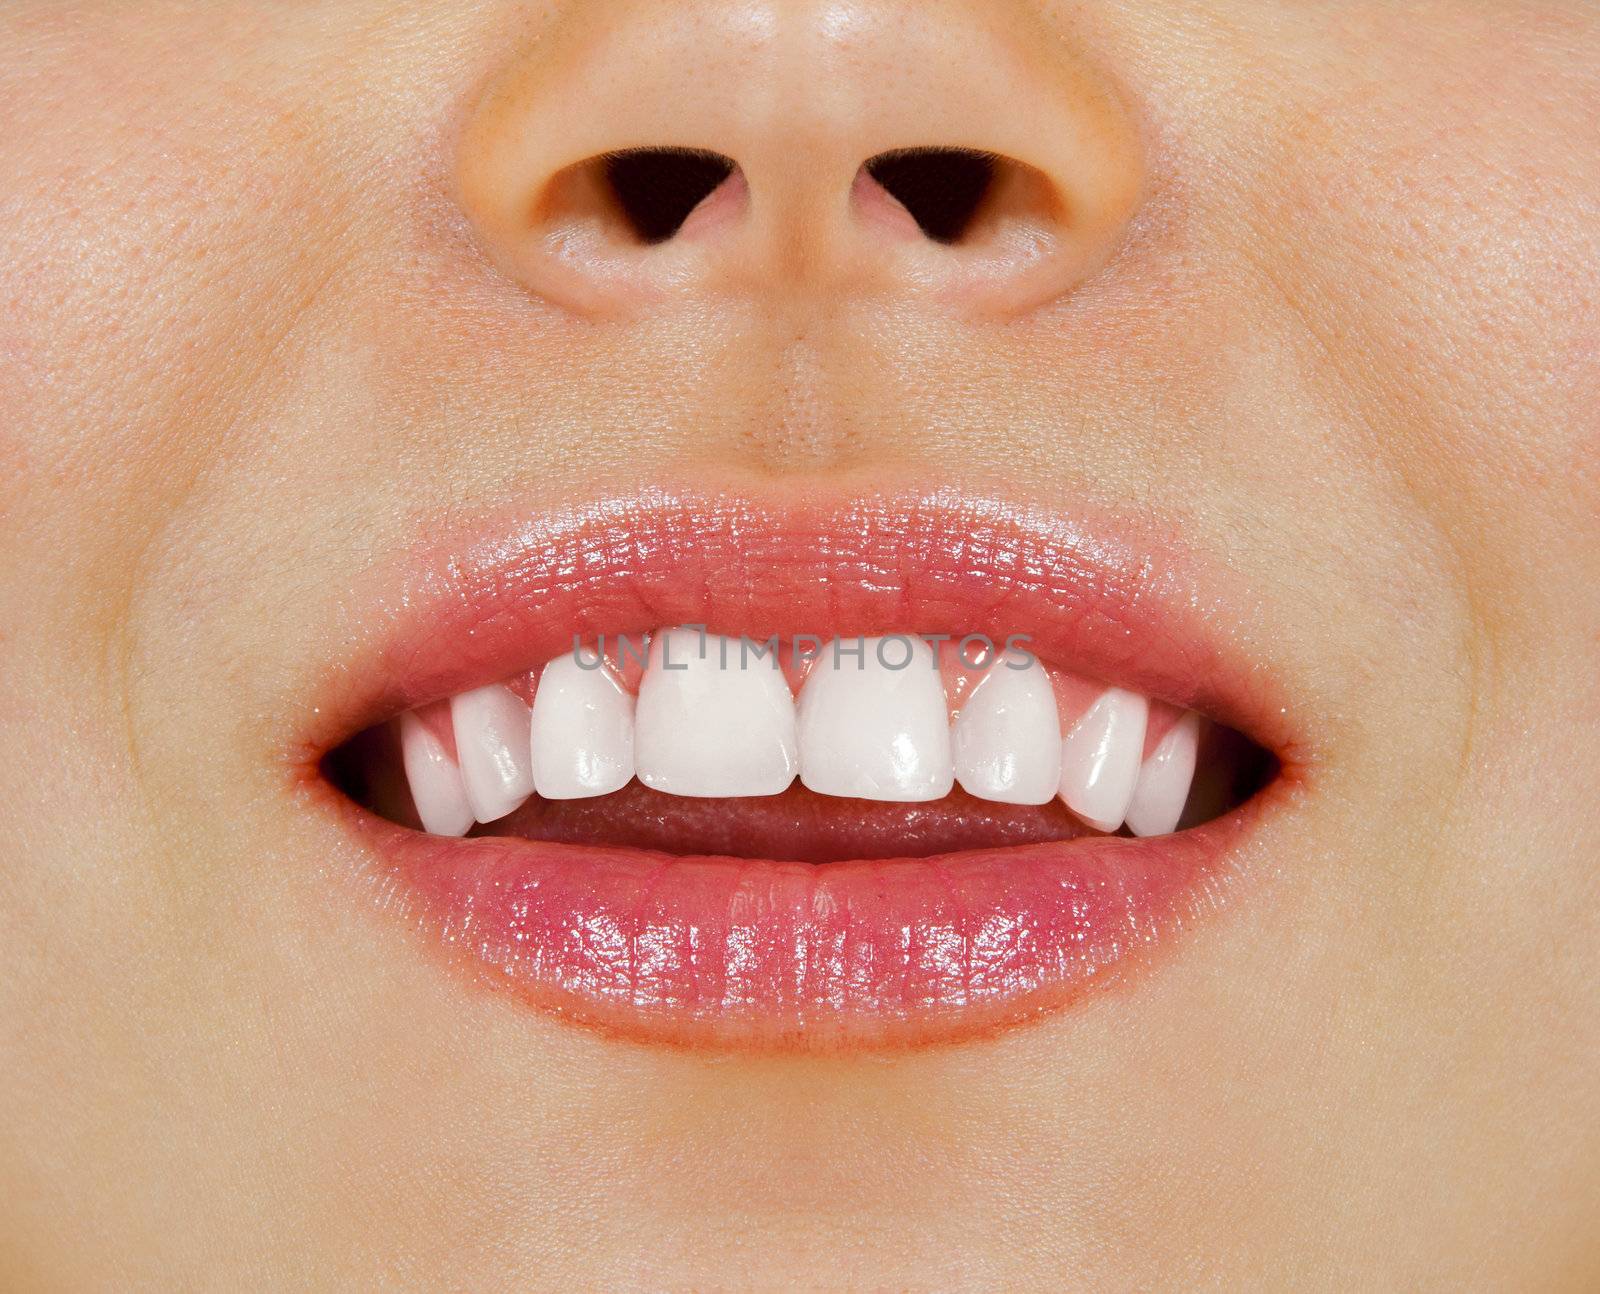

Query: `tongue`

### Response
(475, 782, 1099, 863)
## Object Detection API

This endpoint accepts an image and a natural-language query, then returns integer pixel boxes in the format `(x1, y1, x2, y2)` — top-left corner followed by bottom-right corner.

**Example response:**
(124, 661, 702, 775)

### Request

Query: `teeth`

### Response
(635, 627, 798, 797)
(952, 652, 1062, 805)
(1125, 711, 1201, 838)
(1058, 687, 1149, 832)
(400, 637, 1206, 822)
(449, 683, 534, 823)
(797, 636, 954, 802)
(529, 654, 635, 799)
(399, 711, 474, 837)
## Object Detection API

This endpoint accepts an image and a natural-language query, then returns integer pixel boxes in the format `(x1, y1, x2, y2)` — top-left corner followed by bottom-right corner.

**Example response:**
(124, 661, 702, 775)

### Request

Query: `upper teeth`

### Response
(952, 647, 1063, 805)
(398, 628, 1205, 841)
(529, 654, 634, 800)
(797, 636, 954, 802)
(636, 627, 800, 797)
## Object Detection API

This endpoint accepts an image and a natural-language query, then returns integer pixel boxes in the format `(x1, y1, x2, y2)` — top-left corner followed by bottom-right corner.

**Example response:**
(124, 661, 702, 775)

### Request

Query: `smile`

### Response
(311, 489, 1296, 1051)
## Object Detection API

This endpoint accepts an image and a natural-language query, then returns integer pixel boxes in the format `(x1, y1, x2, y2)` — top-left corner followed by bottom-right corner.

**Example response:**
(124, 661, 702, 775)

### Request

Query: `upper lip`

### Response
(303, 487, 1298, 762)
(301, 484, 1305, 1051)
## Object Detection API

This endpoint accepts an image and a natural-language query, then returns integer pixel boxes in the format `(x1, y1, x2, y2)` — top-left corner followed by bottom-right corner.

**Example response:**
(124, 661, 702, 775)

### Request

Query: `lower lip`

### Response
(353, 803, 1256, 1050)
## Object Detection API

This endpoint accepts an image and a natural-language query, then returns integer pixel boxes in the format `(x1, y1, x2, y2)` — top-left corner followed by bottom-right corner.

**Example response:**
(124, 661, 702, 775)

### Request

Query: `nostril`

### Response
(862, 148, 999, 244)
(859, 147, 1071, 272)
(532, 148, 740, 252)
(600, 147, 738, 244)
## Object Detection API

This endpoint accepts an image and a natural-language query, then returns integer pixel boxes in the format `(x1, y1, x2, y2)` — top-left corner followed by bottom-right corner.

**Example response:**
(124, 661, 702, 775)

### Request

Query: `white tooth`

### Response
(797, 635, 954, 802)
(635, 627, 798, 796)
(450, 683, 534, 822)
(1125, 711, 1201, 838)
(952, 652, 1061, 804)
(1058, 686, 1149, 832)
(399, 712, 474, 837)
(529, 654, 635, 799)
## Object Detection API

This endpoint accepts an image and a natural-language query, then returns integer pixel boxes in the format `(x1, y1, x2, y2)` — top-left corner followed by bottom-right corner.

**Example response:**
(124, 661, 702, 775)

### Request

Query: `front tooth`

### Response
(798, 636, 954, 802)
(529, 654, 635, 799)
(1124, 711, 1201, 838)
(450, 682, 534, 822)
(1058, 687, 1149, 832)
(399, 711, 474, 837)
(952, 652, 1061, 804)
(635, 627, 799, 796)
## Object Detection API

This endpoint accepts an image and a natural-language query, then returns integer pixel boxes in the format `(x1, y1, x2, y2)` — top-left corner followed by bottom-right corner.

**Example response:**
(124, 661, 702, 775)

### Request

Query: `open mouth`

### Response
(310, 491, 1294, 1051)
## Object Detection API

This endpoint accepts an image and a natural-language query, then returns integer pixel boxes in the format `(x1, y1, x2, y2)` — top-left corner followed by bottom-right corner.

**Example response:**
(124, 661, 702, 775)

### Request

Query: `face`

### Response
(2, 0, 1597, 1286)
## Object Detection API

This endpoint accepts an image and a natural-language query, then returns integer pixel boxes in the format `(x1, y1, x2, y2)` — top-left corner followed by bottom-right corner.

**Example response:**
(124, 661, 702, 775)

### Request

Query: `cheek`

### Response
(0, 12, 382, 580)
(0, 325, 36, 490)
(1236, 12, 1600, 510)
(1567, 313, 1600, 502)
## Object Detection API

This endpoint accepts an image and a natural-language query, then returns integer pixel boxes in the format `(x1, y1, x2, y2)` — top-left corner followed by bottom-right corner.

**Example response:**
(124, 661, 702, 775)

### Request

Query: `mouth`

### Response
(309, 490, 1294, 1051)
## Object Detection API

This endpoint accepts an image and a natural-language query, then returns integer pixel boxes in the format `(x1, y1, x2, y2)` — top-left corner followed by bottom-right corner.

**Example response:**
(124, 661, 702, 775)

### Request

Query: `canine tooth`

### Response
(952, 653, 1061, 804)
(529, 654, 635, 799)
(399, 712, 474, 837)
(797, 636, 954, 802)
(1125, 711, 1201, 837)
(450, 683, 534, 823)
(1058, 687, 1149, 832)
(635, 627, 798, 797)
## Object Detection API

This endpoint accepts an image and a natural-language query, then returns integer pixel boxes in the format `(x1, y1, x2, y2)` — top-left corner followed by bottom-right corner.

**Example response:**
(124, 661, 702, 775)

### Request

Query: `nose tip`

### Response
(456, 1, 1145, 320)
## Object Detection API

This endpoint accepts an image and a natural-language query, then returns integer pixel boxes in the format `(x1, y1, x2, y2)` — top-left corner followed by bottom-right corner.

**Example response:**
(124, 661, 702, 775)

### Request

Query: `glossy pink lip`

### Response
(310, 489, 1299, 1051)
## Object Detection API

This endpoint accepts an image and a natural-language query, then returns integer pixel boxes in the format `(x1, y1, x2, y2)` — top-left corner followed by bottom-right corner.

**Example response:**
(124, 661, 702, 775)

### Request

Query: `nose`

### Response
(456, 0, 1144, 320)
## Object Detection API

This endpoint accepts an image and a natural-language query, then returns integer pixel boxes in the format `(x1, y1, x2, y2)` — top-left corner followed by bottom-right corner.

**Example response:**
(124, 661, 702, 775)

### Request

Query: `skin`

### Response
(1, 0, 1598, 1287)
